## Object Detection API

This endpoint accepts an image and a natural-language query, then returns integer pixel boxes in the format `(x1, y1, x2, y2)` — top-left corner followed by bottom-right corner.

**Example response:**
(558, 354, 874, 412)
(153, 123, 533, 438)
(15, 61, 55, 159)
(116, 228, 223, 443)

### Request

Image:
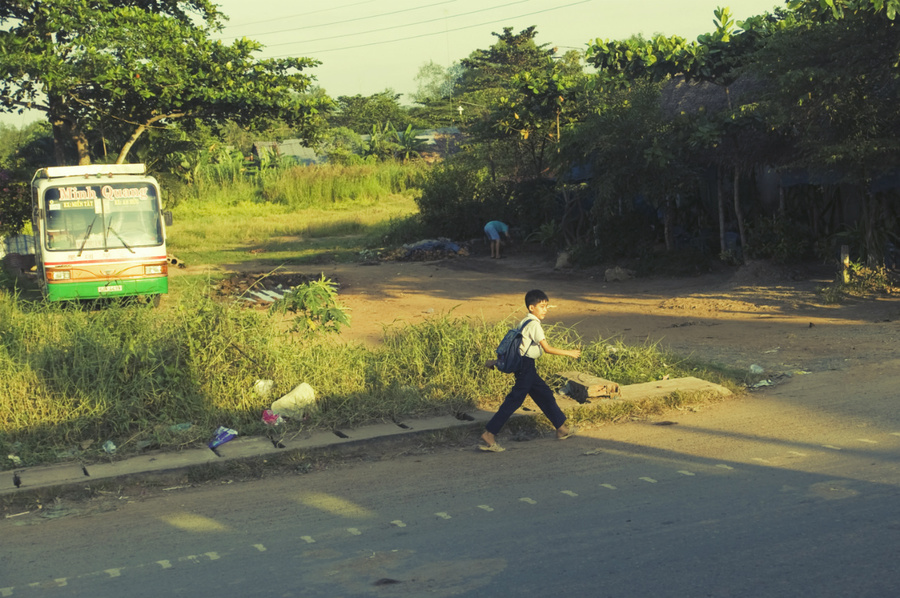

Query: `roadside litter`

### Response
(261, 409, 284, 426)
(208, 426, 238, 456)
(394, 238, 468, 261)
(254, 379, 274, 397)
(271, 382, 317, 419)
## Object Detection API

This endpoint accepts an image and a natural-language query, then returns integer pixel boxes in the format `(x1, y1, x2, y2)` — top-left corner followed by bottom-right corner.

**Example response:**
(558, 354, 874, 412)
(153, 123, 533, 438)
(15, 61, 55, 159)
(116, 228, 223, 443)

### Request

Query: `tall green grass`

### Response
(167, 163, 422, 265)
(0, 282, 715, 467)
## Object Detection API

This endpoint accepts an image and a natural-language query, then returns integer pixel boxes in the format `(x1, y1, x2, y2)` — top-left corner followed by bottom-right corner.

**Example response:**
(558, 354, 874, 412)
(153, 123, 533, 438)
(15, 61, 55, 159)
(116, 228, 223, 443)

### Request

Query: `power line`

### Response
(262, 0, 533, 49)
(220, 0, 378, 30)
(219, 0, 458, 39)
(270, 0, 593, 56)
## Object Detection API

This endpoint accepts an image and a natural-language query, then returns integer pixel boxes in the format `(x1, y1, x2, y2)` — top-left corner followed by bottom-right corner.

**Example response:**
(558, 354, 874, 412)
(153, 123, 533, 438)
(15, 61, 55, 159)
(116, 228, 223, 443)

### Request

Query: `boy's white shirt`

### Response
(518, 314, 545, 359)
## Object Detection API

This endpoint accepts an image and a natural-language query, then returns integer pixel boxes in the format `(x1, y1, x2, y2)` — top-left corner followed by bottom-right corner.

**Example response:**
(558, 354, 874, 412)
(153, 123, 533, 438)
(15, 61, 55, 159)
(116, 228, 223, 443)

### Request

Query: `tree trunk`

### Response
(717, 165, 726, 255)
(51, 113, 91, 165)
(117, 124, 148, 164)
(73, 128, 91, 165)
(51, 119, 68, 166)
(733, 166, 746, 262)
(664, 195, 674, 252)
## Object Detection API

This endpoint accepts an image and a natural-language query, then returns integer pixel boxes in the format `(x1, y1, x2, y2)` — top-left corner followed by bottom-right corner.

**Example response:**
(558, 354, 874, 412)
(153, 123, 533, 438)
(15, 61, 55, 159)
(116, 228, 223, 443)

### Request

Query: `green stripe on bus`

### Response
(45, 278, 168, 301)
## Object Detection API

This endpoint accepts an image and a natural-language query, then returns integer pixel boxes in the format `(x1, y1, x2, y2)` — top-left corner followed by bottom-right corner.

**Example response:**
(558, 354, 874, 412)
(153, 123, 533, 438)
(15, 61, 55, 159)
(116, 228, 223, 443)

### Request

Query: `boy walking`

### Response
(481, 289, 581, 452)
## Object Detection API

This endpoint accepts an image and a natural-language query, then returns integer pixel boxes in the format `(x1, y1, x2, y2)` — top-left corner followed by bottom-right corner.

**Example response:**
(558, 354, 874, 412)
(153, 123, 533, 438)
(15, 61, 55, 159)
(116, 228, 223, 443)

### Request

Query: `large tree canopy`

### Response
(0, 0, 326, 165)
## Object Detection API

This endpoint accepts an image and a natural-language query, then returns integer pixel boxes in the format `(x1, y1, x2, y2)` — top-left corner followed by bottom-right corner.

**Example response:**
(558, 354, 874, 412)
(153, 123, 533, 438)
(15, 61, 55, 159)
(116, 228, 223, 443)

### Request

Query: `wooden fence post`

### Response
(841, 245, 850, 284)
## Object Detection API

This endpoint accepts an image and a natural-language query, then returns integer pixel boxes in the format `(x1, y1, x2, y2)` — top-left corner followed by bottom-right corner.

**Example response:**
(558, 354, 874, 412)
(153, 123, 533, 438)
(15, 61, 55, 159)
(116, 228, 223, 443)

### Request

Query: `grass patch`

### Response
(168, 194, 419, 266)
(819, 263, 900, 304)
(0, 289, 729, 469)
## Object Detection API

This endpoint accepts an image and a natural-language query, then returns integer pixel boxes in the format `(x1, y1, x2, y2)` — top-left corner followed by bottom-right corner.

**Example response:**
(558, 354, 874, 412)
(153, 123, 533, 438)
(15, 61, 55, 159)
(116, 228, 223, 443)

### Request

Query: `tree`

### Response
(0, 0, 326, 165)
(748, 2, 900, 264)
(329, 91, 416, 135)
(456, 27, 589, 180)
(409, 61, 465, 127)
(586, 8, 786, 259)
(412, 60, 462, 104)
(393, 124, 428, 162)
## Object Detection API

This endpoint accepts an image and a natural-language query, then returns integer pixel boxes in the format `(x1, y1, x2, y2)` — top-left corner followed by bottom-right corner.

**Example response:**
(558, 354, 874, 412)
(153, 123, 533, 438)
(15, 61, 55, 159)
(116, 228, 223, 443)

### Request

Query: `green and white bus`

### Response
(30, 164, 169, 303)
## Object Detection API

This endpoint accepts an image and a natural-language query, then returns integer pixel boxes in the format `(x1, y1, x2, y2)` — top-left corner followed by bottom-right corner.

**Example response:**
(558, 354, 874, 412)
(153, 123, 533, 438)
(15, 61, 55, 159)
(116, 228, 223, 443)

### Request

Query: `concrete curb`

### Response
(1, 377, 730, 495)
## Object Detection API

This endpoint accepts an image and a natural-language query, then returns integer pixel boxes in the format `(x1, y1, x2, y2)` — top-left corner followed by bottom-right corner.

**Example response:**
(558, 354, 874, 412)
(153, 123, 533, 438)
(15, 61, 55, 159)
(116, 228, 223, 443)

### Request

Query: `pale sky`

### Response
(1, 0, 784, 127)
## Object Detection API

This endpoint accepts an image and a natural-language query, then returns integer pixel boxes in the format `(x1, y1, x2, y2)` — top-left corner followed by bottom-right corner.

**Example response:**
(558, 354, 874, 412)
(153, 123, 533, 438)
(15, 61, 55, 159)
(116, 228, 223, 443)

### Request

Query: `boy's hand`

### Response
(568, 349, 582, 359)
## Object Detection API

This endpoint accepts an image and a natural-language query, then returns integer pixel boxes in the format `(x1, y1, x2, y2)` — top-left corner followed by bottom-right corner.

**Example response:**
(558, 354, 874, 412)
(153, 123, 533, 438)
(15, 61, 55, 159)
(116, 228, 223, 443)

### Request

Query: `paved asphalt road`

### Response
(3, 364, 900, 597)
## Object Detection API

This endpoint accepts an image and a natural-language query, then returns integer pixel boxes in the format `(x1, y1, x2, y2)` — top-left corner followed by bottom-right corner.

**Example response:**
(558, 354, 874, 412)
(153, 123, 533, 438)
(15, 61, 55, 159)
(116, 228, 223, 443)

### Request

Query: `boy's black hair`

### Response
(525, 289, 549, 308)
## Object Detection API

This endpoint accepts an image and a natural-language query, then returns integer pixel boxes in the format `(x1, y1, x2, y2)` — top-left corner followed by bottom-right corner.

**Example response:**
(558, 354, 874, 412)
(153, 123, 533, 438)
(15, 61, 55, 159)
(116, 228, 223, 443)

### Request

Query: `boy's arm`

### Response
(538, 339, 581, 359)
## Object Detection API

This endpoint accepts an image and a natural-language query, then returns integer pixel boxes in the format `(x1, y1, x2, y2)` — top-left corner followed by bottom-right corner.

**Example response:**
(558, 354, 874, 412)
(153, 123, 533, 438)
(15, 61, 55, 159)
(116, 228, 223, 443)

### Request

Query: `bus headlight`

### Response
(47, 270, 71, 281)
(144, 264, 166, 275)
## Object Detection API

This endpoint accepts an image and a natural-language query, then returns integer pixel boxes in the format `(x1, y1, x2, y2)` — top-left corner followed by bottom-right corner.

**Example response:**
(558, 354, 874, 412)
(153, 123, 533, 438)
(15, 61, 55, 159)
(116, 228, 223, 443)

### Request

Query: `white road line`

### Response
(788, 451, 808, 457)
(561, 490, 578, 497)
(205, 552, 220, 561)
(435, 512, 452, 519)
(301, 536, 316, 544)
(600, 483, 617, 490)
(0, 588, 12, 597)
(520, 498, 537, 504)
(54, 579, 67, 588)
(752, 458, 771, 463)
(253, 544, 267, 552)
(716, 464, 735, 470)
(677, 470, 695, 476)
(857, 439, 878, 444)
(105, 569, 122, 578)
(391, 520, 406, 528)
(478, 505, 494, 512)
(347, 528, 362, 536)
(822, 445, 842, 450)
(157, 560, 172, 569)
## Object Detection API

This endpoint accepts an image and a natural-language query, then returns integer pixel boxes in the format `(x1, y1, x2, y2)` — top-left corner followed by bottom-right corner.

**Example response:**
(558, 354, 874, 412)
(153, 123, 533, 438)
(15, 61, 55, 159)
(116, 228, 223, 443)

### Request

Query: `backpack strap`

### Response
(518, 317, 536, 356)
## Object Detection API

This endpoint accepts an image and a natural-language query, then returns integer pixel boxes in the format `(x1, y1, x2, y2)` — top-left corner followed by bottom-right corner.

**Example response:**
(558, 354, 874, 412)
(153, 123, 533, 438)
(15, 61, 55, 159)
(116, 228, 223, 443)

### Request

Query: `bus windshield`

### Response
(43, 183, 163, 252)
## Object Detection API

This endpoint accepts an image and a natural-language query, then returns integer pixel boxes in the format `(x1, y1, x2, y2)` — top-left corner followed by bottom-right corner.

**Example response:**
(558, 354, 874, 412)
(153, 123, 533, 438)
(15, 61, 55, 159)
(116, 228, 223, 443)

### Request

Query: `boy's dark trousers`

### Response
(485, 357, 567, 434)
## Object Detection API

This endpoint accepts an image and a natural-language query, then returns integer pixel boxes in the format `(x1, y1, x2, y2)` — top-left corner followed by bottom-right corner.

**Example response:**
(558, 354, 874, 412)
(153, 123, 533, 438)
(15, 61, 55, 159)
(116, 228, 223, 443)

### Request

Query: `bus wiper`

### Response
(77, 215, 98, 257)
(106, 225, 135, 253)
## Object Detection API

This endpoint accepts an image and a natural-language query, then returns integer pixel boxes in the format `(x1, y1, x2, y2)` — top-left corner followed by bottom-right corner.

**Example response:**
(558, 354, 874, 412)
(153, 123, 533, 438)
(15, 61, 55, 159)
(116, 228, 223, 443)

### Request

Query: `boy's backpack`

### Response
(494, 319, 534, 374)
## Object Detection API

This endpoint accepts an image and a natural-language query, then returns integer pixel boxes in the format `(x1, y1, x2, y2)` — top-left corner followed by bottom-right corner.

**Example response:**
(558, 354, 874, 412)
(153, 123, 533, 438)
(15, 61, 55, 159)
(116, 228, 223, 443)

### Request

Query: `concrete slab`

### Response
(556, 376, 731, 409)
(619, 377, 732, 401)
(0, 379, 728, 496)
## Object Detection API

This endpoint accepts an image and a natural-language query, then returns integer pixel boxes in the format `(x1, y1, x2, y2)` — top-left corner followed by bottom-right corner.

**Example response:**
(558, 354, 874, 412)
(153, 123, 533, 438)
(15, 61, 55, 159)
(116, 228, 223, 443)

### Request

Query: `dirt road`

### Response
(322, 253, 898, 373)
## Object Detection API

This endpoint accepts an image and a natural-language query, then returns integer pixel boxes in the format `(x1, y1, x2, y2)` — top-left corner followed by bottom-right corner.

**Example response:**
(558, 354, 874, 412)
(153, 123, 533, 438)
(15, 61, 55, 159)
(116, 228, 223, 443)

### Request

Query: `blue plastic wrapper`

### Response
(208, 426, 238, 450)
